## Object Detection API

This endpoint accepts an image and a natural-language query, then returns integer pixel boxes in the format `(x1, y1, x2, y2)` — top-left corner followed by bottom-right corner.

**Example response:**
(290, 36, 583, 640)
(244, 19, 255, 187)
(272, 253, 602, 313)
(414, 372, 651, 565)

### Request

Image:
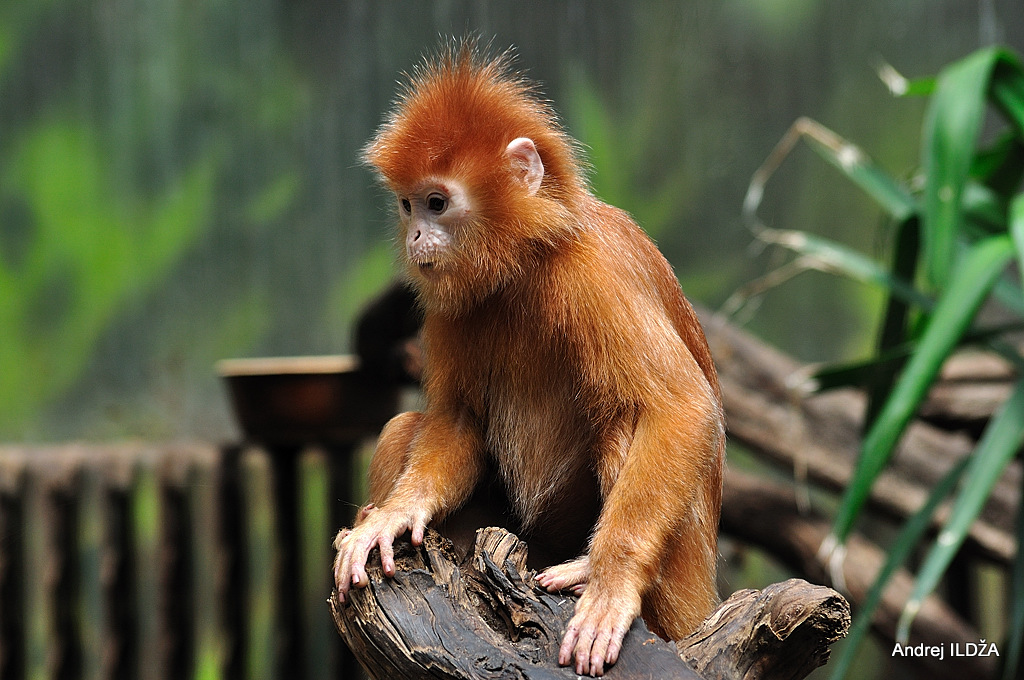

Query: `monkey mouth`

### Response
(417, 261, 436, 271)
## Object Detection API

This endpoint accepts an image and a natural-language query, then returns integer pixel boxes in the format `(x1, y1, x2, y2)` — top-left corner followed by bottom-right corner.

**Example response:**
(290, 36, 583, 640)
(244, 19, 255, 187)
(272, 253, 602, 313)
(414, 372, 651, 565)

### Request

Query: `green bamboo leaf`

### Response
(814, 345, 915, 394)
(922, 48, 1002, 287)
(801, 127, 917, 222)
(991, 274, 1024, 317)
(962, 181, 1008, 235)
(830, 234, 1015, 543)
(896, 377, 1024, 642)
(898, 77, 937, 98)
(865, 216, 921, 428)
(876, 63, 935, 98)
(830, 456, 970, 680)
(972, 133, 1024, 195)
(756, 228, 930, 309)
(813, 321, 1022, 393)
(961, 183, 1024, 315)
(990, 51, 1024, 136)
(744, 118, 917, 228)
(1012, 194, 1024, 287)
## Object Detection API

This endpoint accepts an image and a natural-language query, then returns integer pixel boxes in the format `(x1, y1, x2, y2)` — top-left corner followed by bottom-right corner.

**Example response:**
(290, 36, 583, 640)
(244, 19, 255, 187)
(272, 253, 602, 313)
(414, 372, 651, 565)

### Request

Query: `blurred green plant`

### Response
(735, 46, 1024, 679)
(0, 120, 216, 435)
(563, 74, 744, 305)
(564, 74, 693, 242)
(0, 0, 321, 439)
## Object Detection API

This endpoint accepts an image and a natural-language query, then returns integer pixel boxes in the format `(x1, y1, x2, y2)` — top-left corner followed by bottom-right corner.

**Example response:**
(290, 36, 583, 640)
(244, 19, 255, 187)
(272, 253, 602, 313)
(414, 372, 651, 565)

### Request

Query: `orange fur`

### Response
(335, 40, 725, 676)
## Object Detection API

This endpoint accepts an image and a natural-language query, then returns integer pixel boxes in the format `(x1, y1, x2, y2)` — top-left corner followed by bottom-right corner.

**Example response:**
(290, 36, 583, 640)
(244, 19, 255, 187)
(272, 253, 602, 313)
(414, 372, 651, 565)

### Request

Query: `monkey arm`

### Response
(590, 392, 721, 579)
(559, 385, 722, 676)
(334, 404, 485, 600)
(384, 407, 486, 522)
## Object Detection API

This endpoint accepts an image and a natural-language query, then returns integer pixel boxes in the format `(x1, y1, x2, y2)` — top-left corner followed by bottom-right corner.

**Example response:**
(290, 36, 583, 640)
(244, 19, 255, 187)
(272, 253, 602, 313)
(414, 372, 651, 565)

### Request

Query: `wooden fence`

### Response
(0, 441, 368, 680)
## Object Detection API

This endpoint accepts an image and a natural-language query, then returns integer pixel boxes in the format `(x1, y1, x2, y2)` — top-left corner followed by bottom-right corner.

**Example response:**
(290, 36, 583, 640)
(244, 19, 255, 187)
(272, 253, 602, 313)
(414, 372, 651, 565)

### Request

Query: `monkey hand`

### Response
(536, 555, 589, 596)
(332, 503, 431, 602)
(330, 503, 378, 555)
(558, 585, 640, 677)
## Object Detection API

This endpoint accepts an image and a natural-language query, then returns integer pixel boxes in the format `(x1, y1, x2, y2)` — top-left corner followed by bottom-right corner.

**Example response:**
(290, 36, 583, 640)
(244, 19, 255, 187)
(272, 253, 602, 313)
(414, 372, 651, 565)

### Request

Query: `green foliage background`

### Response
(740, 46, 1024, 678)
(0, 0, 1019, 446)
(3, 4, 1023, 680)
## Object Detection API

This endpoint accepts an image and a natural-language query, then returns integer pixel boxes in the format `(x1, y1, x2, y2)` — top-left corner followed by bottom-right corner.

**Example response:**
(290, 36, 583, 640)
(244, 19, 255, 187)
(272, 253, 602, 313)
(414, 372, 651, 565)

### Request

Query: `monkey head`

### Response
(361, 45, 586, 314)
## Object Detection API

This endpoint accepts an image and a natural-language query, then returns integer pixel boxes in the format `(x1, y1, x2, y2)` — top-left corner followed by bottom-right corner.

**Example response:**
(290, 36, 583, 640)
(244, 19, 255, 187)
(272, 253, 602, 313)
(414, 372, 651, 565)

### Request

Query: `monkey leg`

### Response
(642, 510, 719, 640)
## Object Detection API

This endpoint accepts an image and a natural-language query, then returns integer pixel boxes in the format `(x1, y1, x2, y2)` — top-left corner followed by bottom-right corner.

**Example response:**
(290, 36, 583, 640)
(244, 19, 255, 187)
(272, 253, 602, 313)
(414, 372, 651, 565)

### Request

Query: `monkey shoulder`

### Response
(542, 224, 680, 345)
(546, 204, 677, 323)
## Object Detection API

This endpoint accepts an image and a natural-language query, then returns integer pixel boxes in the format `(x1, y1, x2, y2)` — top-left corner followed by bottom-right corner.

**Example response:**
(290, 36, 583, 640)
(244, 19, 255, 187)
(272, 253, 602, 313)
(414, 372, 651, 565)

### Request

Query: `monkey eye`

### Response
(399, 197, 412, 214)
(427, 193, 448, 214)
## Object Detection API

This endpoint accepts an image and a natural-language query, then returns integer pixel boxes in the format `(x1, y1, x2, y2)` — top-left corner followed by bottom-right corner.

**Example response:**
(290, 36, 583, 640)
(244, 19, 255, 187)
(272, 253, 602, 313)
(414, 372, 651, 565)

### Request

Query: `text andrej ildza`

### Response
(892, 640, 1000, 660)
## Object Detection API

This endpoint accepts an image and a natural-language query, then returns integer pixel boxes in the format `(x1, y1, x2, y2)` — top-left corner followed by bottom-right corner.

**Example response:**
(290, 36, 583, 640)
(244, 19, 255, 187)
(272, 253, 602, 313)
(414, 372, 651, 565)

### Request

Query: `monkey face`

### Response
(385, 137, 552, 313)
(395, 179, 471, 273)
(362, 46, 583, 315)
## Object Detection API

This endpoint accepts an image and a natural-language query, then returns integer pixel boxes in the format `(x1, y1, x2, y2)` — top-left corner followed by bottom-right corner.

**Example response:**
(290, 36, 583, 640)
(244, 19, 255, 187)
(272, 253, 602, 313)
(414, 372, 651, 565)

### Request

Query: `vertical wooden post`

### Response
(0, 463, 26, 680)
(218, 354, 401, 680)
(76, 466, 106, 680)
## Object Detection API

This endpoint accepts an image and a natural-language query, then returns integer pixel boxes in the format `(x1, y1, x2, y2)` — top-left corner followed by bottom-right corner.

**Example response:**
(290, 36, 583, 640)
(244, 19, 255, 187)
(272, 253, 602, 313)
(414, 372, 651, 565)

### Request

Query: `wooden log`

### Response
(721, 468, 992, 680)
(680, 579, 849, 680)
(329, 527, 849, 680)
(698, 310, 1018, 564)
(919, 349, 1016, 434)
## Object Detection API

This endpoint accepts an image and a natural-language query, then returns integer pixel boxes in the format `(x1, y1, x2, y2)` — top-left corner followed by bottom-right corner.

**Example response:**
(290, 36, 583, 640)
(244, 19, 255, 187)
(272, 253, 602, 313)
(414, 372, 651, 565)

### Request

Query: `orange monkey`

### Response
(334, 41, 724, 677)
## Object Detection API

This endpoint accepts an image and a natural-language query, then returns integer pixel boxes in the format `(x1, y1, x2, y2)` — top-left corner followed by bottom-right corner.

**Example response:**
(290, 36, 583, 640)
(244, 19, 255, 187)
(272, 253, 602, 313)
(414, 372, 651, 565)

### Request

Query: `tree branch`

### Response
(699, 309, 1017, 563)
(330, 528, 849, 680)
(721, 469, 994, 679)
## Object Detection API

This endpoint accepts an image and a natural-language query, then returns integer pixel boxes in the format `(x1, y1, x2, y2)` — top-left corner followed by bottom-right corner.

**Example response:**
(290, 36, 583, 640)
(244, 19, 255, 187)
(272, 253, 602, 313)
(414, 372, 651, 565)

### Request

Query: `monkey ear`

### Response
(506, 137, 544, 196)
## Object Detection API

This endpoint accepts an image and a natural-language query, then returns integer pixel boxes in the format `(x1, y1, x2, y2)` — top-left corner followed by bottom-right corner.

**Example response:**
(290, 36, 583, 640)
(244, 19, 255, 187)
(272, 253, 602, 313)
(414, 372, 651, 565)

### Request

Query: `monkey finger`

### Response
(536, 565, 585, 593)
(572, 625, 599, 676)
(410, 517, 427, 546)
(332, 528, 351, 551)
(356, 503, 376, 523)
(558, 622, 580, 667)
(586, 626, 616, 677)
(350, 561, 369, 589)
(335, 540, 358, 589)
(604, 629, 625, 668)
(378, 537, 396, 577)
(535, 570, 561, 590)
(335, 552, 353, 599)
(536, 558, 589, 592)
(560, 617, 598, 675)
(338, 533, 375, 596)
(332, 551, 347, 592)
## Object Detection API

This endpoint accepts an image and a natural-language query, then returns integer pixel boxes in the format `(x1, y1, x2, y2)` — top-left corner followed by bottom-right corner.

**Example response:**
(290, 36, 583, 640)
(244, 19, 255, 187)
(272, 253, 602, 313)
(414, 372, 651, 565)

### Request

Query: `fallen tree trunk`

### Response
(721, 469, 994, 680)
(699, 311, 1018, 563)
(329, 527, 850, 680)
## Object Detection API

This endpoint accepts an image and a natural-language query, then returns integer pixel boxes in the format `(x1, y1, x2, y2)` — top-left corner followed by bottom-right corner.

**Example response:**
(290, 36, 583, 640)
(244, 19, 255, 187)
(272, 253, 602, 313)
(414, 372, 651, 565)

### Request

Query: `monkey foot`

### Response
(536, 555, 590, 595)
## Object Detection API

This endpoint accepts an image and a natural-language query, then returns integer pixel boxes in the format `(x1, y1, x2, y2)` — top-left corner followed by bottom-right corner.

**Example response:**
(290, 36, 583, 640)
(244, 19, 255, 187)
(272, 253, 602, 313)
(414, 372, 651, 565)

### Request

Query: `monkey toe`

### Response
(537, 555, 590, 592)
(559, 586, 636, 677)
